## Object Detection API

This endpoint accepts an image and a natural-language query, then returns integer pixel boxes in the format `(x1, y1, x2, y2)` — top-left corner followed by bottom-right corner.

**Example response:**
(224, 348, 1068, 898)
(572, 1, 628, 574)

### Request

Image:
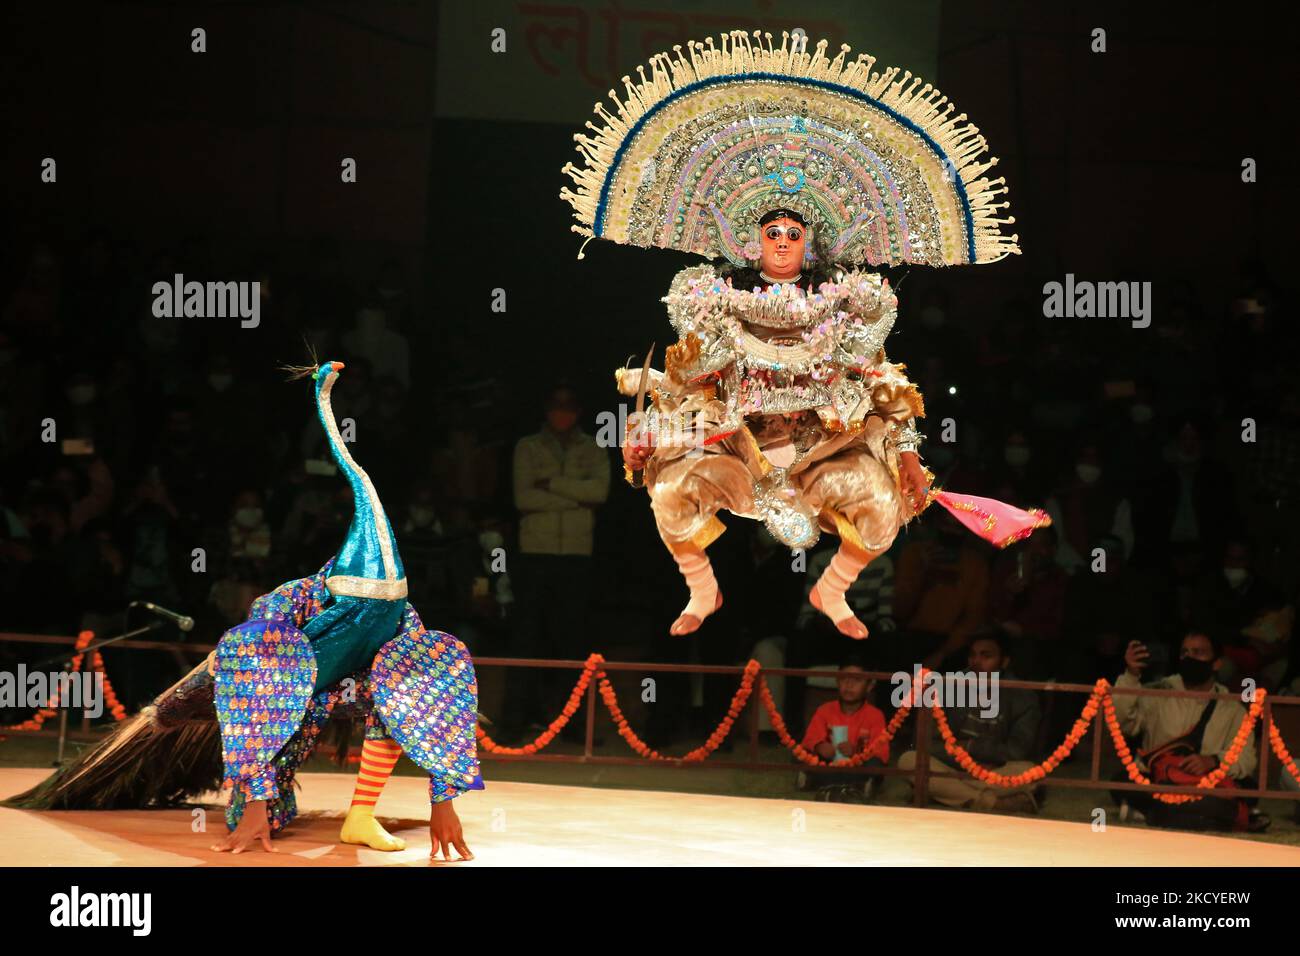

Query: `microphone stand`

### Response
(31, 622, 166, 767)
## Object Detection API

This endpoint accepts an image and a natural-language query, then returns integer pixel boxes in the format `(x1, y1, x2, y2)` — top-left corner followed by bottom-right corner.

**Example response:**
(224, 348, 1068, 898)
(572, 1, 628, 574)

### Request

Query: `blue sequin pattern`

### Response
(218, 562, 484, 831)
(214, 621, 317, 805)
(372, 604, 483, 803)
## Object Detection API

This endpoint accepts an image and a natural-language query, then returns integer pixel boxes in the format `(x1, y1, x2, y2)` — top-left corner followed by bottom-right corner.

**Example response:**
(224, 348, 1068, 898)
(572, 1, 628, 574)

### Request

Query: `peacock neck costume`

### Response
(213, 360, 482, 828)
(6, 360, 483, 834)
(298, 359, 407, 690)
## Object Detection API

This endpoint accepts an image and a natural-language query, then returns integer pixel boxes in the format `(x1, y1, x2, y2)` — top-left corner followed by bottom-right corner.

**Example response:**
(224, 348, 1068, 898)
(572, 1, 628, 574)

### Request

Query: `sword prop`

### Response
(628, 343, 654, 487)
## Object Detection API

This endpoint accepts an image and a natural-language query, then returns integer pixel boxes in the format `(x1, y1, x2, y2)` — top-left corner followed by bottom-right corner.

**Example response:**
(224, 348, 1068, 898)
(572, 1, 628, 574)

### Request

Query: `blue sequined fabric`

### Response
(219, 564, 330, 828)
(225, 671, 370, 831)
(371, 604, 483, 803)
(218, 562, 484, 830)
(214, 621, 317, 805)
(247, 560, 331, 623)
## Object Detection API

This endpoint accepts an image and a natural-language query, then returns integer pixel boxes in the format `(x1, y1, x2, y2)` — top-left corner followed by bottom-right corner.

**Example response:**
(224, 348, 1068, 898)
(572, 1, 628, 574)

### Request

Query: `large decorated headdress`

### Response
(561, 30, 1019, 268)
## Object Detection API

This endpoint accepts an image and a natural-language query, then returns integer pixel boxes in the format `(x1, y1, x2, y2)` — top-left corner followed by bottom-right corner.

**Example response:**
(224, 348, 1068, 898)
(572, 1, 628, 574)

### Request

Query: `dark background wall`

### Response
(5, 3, 1291, 381)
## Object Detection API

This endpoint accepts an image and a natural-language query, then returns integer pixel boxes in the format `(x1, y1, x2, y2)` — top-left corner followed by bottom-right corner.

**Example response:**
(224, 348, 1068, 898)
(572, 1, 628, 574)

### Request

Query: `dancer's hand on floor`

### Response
(429, 800, 473, 862)
(210, 800, 276, 854)
(899, 451, 930, 515)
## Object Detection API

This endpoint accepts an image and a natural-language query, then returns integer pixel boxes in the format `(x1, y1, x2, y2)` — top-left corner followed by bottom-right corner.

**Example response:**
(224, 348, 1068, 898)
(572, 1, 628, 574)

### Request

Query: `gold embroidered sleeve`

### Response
(870, 356, 926, 422)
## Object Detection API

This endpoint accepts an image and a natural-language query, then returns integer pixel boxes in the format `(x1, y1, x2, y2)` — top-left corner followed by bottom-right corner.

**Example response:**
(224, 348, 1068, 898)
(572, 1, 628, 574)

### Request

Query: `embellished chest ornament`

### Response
(663, 264, 898, 421)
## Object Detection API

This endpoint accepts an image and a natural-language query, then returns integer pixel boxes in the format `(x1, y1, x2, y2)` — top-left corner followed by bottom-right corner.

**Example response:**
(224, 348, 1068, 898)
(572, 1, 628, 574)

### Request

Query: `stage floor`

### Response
(1, 768, 1297, 866)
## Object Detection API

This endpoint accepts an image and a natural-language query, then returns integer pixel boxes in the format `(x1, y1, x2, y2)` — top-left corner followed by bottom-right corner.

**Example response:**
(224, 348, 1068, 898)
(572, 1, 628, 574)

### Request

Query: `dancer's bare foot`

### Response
(211, 799, 277, 853)
(809, 584, 869, 640)
(670, 591, 724, 636)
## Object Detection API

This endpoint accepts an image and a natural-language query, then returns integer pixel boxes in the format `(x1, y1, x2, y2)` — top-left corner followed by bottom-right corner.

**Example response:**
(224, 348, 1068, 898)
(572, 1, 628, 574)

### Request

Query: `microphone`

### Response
(131, 601, 195, 633)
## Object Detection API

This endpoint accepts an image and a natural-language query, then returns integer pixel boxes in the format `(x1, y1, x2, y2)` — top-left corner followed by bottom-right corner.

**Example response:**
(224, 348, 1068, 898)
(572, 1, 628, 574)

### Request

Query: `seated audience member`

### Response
(1190, 538, 1281, 653)
(1110, 631, 1266, 832)
(986, 428, 1048, 509)
(1044, 439, 1134, 575)
(228, 488, 272, 564)
(897, 631, 1042, 813)
(799, 657, 889, 802)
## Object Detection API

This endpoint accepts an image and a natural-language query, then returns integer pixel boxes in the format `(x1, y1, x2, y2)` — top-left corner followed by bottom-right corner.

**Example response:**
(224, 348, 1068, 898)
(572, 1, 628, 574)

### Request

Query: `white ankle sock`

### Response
(673, 549, 719, 621)
(815, 549, 869, 623)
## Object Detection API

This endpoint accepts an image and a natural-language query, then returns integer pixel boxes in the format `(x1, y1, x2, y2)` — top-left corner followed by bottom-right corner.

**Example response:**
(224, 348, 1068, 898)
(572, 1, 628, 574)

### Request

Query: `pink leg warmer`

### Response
(814, 547, 869, 624)
(672, 548, 719, 622)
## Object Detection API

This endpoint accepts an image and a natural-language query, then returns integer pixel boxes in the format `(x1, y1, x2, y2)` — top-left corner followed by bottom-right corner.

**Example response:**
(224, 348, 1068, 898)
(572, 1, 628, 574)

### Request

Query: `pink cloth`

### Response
(928, 490, 1052, 548)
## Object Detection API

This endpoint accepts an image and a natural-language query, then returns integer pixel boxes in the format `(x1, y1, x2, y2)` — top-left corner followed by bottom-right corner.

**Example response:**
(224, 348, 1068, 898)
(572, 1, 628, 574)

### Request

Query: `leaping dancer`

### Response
(560, 30, 1050, 638)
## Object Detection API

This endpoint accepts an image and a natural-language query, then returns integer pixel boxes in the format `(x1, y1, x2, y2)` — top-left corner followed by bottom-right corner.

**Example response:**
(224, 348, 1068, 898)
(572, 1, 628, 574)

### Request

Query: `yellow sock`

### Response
(340, 738, 406, 851)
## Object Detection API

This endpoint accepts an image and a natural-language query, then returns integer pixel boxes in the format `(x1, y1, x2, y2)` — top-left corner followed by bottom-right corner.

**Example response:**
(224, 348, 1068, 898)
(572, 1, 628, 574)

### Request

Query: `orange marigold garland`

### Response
(477, 653, 604, 755)
(598, 659, 760, 761)
(929, 679, 1104, 786)
(1267, 718, 1300, 787)
(1, 630, 129, 731)
(468, 657, 1300, 807)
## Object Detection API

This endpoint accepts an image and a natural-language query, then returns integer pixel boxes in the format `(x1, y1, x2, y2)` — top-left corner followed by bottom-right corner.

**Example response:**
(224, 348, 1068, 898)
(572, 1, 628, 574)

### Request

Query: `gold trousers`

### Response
(647, 425, 908, 554)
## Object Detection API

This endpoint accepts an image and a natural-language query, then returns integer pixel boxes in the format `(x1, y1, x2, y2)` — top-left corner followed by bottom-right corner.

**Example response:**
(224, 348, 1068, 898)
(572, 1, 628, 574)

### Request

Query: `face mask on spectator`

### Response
(208, 373, 234, 392)
(547, 410, 578, 432)
(234, 507, 263, 528)
(1176, 656, 1215, 686)
(410, 506, 436, 528)
(1004, 445, 1031, 467)
(479, 530, 504, 554)
(1075, 463, 1101, 484)
(1222, 567, 1248, 587)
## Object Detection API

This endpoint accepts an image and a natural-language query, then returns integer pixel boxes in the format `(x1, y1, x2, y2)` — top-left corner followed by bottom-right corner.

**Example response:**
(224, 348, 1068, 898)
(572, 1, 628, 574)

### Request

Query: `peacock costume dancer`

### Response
(561, 30, 1050, 637)
(7, 360, 482, 857)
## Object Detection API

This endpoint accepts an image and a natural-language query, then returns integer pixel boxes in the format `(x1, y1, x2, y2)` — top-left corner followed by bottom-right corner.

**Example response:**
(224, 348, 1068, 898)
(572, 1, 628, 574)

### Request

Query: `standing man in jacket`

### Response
(509, 384, 610, 736)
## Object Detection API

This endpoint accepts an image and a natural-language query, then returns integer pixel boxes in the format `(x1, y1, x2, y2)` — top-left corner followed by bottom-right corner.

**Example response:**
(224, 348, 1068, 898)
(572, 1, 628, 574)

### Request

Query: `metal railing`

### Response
(3, 631, 1298, 807)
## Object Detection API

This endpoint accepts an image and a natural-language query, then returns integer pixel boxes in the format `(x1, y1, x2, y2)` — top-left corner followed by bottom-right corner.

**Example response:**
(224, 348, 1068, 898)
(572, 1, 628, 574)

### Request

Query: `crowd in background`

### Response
(2, 234, 1299, 805)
